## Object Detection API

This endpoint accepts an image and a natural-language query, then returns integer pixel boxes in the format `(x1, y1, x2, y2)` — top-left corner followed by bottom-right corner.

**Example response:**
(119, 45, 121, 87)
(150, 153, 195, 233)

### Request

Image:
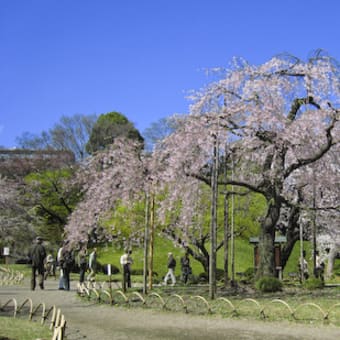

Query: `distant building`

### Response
(0, 149, 75, 177)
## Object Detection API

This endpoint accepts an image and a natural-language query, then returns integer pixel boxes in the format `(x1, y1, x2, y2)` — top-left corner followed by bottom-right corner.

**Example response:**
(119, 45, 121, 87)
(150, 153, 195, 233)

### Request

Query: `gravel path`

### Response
(1, 278, 340, 340)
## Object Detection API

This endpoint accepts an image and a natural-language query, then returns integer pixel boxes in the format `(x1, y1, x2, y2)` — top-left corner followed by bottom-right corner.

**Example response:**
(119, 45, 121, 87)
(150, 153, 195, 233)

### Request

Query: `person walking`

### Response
(44, 253, 56, 280)
(120, 249, 133, 292)
(163, 252, 176, 286)
(29, 236, 46, 290)
(180, 252, 191, 284)
(87, 248, 98, 282)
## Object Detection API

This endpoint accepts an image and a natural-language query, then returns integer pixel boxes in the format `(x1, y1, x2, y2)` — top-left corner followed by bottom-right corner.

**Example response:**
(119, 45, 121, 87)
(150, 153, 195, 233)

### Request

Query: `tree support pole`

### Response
(209, 134, 218, 299)
(223, 144, 229, 287)
(143, 192, 150, 294)
(148, 193, 155, 290)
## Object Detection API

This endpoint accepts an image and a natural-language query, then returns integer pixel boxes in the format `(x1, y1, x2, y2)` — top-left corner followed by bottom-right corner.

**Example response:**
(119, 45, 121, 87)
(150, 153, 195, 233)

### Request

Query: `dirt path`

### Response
(1, 279, 340, 340)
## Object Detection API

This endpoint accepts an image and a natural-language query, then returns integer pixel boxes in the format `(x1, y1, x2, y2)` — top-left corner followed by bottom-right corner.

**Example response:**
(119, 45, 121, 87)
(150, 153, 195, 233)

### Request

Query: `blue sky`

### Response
(1, 0, 339, 148)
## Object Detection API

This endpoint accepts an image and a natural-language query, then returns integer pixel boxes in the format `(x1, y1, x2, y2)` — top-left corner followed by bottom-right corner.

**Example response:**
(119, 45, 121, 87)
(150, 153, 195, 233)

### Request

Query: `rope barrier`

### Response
(75, 281, 340, 326)
(0, 297, 67, 340)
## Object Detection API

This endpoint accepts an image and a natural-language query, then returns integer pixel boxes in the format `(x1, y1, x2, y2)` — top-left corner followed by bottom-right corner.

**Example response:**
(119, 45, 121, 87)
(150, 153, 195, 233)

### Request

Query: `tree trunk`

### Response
(162, 228, 210, 273)
(326, 246, 337, 278)
(258, 226, 275, 278)
(257, 201, 280, 278)
(281, 236, 298, 270)
(187, 246, 209, 273)
(281, 204, 300, 270)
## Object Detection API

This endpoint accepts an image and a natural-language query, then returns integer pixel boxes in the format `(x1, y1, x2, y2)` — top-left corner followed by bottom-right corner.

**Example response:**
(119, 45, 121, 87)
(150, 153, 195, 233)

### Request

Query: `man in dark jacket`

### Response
(60, 246, 73, 291)
(29, 236, 46, 290)
(180, 252, 191, 284)
(77, 246, 88, 285)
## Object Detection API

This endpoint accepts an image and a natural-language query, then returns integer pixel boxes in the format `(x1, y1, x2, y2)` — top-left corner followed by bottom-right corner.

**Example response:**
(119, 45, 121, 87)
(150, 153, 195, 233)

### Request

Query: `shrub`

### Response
(303, 277, 324, 290)
(243, 267, 255, 283)
(216, 268, 225, 281)
(189, 274, 200, 284)
(101, 263, 120, 275)
(130, 268, 158, 276)
(198, 272, 208, 283)
(255, 276, 283, 293)
(197, 269, 224, 283)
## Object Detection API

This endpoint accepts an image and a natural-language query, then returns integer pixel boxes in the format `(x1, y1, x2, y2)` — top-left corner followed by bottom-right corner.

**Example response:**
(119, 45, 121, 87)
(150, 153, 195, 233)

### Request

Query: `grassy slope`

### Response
(97, 237, 340, 282)
(7, 238, 339, 283)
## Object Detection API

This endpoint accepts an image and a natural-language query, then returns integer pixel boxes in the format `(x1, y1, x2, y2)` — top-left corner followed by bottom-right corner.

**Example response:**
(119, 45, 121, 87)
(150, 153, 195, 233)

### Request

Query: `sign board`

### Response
(3, 247, 10, 256)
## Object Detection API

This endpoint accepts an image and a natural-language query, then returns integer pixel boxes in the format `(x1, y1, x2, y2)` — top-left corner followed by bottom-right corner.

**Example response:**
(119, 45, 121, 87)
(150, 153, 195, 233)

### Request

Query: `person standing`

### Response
(180, 252, 191, 284)
(163, 252, 176, 286)
(57, 244, 65, 290)
(77, 246, 88, 285)
(60, 246, 73, 291)
(29, 236, 46, 290)
(298, 250, 309, 282)
(120, 249, 133, 292)
(315, 250, 325, 282)
(87, 248, 97, 282)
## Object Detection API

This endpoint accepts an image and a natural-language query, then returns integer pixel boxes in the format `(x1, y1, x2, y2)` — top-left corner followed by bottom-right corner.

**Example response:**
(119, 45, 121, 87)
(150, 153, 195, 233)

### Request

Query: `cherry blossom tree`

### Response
(64, 137, 149, 246)
(64, 134, 219, 276)
(304, 145, 340, 277)
(63, 51, 339, 282)
(0, 175, 36, 257)
(153, 51, 339, 278)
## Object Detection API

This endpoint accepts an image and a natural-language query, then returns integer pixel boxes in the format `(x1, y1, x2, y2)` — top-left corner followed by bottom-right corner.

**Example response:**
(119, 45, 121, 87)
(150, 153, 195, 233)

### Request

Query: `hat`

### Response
(168, 252, 172, 256)
(36, 236, 43, 241)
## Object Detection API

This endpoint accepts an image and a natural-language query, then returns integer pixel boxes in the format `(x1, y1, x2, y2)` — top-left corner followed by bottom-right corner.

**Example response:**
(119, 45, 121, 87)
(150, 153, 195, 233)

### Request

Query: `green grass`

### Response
(98, 237, 195, 281)
(0, 317, 51, 340)
(3, 240, 340, 330)
(96, 237, 254, 279)
(83, 282, 340, 326)
(212, 289, 340, 325)
(6, 238, 340, 285)
(94, 238, 340, 284)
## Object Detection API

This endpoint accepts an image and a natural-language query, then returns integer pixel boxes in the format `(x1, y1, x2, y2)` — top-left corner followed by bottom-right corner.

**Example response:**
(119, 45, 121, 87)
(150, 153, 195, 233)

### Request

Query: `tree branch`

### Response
(284, 113, 338, 178)
(287, 96, 321, 121)
(38, 203, 66, 225)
